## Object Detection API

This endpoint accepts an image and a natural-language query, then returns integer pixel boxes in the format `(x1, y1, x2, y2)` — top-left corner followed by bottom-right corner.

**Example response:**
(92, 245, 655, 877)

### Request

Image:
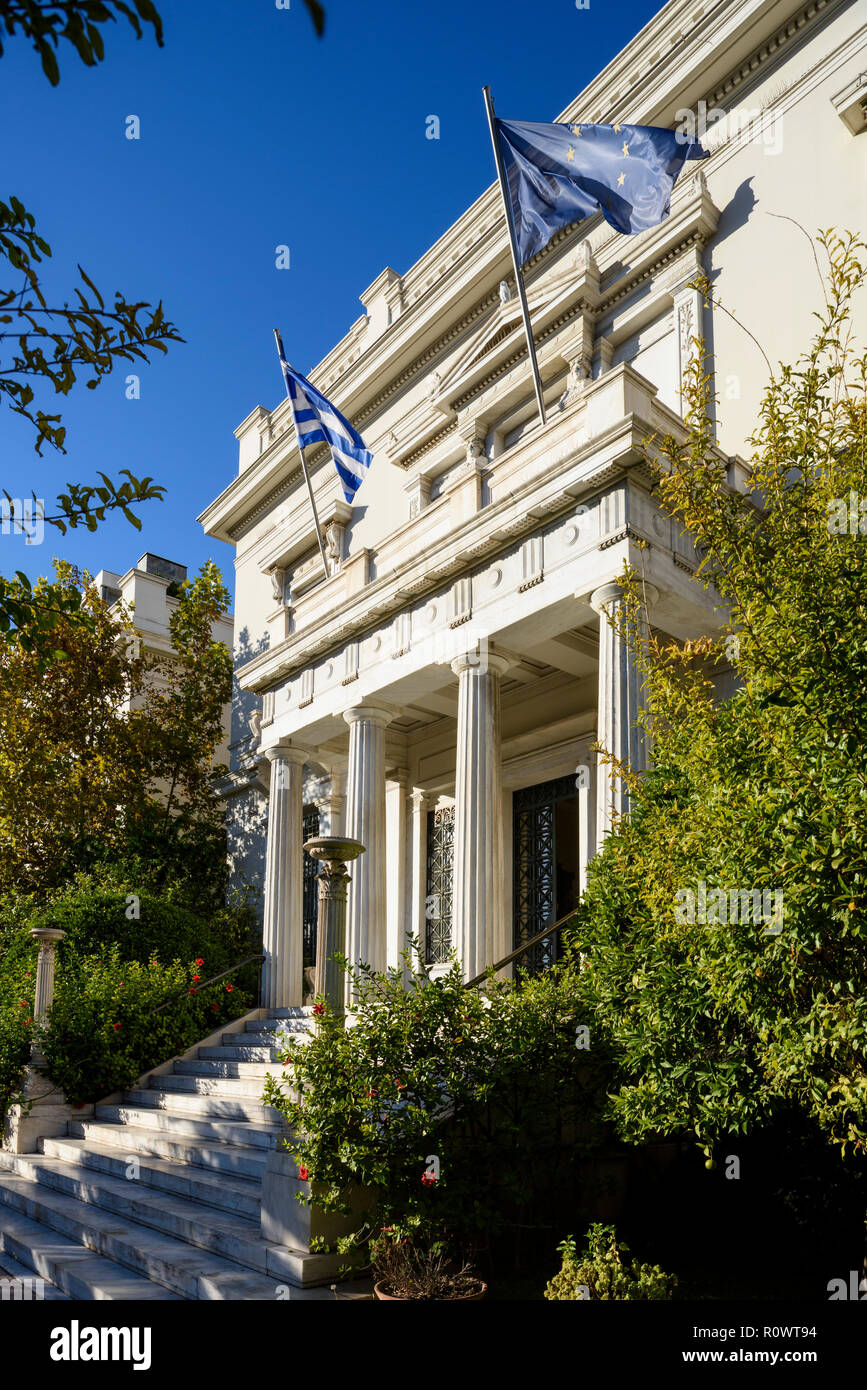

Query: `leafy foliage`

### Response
(0, 1, 164, 86)
(544, 1224, 677, 1301)
(572, 230, 867, 1158)
(263, 952, 608, 1264)
(0, 560, 232, 899)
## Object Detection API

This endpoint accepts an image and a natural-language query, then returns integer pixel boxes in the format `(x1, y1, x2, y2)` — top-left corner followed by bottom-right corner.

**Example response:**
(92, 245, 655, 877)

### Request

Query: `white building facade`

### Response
(200, 0, 867, 1008)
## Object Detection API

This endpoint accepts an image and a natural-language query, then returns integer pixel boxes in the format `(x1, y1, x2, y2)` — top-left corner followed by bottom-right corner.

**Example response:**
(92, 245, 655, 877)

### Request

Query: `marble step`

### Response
(0, 1206, 180, 1301)
(0, 1244, 69, 1299)
(242, 1017, 314, 1035)
(91, 1103, 284, 1149)
(0, 1171, 336, 1297)
(68, 1119, 272, 1179)
(155, 1070, 280, 1099)
(200, 1045, 284, 1063)
(175, 1057, 283, 1079)
(112, 1088, 282, 1125)
(40, 1136, 262, 1218)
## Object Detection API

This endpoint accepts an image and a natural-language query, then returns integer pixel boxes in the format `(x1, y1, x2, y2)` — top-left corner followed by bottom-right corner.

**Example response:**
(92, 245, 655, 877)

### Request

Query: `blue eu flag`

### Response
(495, 117, 708, 264)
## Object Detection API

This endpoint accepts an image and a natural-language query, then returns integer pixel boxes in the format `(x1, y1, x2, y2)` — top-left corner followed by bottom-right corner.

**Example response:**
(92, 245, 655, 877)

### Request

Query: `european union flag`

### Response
(495, 118, 708, 264)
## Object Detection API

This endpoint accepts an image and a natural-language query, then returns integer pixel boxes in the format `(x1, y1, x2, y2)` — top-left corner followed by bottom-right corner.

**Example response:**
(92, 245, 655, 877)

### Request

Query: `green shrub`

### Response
(39, 945, 257, 1105)
(545, 1224, 677, 1300)
(27, 886, 235, 971)
(263, 950, 609, 1265)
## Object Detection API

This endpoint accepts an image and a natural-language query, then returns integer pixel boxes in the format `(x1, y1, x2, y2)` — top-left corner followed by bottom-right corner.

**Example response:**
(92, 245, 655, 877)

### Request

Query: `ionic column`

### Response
(590, 582, 657, 846)
(385, 768, 408, 974)
(408, 788, 430, 978)
(30, 928, 65, 1070)
(305, 836, 366, 1018)
(343, 705, 393, 985)
(451, 649, 512, 980)
(261, 742, 307, 1009)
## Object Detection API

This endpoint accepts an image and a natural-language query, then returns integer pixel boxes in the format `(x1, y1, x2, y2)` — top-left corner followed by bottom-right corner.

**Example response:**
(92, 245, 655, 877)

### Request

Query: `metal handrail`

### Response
(464, 909, 579, 989)
(152, 952, 265, 1014)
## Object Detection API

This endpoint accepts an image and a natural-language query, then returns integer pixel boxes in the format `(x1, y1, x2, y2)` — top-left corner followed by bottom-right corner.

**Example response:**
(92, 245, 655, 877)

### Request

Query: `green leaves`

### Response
(0, 1, 164, 87)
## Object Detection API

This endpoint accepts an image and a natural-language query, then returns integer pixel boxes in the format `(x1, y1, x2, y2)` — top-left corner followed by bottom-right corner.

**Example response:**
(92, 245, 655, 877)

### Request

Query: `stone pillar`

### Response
(305, 836, 366, 1017)
(3, 928, 85, 1154)
(343, 705, 393, 988)
(451, 649, 512, 980)
(261, 742, 307, 1010)
(316, 768, 346, 837)
(408, 788, 430, 978)
(577, 745, 596, 897)
(590, 582, 657, 846)
(385, 768, 408, 973)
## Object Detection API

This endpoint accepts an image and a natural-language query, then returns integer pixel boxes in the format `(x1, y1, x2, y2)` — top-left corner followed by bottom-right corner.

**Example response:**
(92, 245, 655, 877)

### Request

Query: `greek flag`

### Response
(276, 335, 373, 503)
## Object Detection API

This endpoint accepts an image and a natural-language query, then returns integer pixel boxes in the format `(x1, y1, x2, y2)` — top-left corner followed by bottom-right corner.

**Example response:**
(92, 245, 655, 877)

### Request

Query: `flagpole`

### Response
(482, 85, 547, 428)
(273, 328, 330, 578)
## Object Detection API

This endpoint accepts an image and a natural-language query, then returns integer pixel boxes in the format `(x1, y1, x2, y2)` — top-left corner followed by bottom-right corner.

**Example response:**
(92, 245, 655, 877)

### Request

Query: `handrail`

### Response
(152, 952, 265, 1014)
(464, 909, 578, 990)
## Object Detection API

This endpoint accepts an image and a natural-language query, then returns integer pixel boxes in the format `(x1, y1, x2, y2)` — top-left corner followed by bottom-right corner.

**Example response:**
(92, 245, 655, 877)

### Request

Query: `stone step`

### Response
(156, 1070, 280, 1099)
(242, 1017, 314, 1035)
(115, 1088, 281, 1125)
(0, 1206, 181, 1301)
(267, 1007, 313, 1019)
(174, 1058, 282, 1079)
(0, 1171, 335, 1298)
(0, 1244, 69, 1299)
(92, 1104, 283, 1150)
(40, 1136, 261, 1218)
(200, 1045, 283, 1063)
(68, 1120, 271, 1179)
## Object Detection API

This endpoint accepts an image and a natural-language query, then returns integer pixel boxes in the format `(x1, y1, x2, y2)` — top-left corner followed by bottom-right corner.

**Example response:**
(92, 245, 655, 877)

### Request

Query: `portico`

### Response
(200, 150, 737, 1006)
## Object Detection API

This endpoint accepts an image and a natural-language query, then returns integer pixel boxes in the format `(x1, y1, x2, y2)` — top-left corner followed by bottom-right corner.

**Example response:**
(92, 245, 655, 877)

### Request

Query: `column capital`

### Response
(589, 580, 659, 614)
(451, 647, 514, 679)
(409, 787, 430, 814)
(263, 739, 310, 766)
(343, 702, 397, 729)
(29, 928, 65, 948)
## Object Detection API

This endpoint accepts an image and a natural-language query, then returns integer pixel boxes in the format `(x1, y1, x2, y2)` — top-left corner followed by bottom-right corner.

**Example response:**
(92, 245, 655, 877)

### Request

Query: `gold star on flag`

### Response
(613, 123, 622, 133)
(617, 172, 626, 187)
(566, 146, 575, 161)
(622, 141, 630, 156)
(571, 124, 582, 136)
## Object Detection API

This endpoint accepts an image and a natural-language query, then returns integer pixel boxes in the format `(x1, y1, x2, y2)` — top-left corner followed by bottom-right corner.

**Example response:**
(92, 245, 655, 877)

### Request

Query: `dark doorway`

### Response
(302, 805, 320, 969)
(513, 774, 580, 974)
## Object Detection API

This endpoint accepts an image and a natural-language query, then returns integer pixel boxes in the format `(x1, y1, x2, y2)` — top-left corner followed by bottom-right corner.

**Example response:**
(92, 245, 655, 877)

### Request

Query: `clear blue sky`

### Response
(1, 0, 660, 603)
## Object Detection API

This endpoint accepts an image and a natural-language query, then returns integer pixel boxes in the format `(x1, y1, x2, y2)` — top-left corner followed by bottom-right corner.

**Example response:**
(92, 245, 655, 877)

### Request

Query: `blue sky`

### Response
(1, 0, 659, 603)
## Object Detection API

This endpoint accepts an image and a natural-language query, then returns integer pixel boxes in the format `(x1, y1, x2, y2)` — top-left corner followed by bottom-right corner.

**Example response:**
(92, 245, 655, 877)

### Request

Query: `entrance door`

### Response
(512, 774, 580, 974)
(302, 805, 321, 969)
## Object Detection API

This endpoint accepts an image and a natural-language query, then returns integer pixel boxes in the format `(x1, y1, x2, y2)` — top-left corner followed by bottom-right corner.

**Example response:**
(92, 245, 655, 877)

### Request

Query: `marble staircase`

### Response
(0, 1007, 357, 1301)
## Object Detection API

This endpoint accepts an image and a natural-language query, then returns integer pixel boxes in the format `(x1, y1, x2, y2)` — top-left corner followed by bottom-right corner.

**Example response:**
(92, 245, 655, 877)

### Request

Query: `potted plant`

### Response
(371, 1232, 486, 1301)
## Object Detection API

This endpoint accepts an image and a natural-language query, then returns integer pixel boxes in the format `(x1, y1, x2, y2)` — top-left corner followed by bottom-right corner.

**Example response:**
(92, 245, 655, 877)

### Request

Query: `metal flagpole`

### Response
(482, 85, 547, 427)
(273, 328, 330, 578)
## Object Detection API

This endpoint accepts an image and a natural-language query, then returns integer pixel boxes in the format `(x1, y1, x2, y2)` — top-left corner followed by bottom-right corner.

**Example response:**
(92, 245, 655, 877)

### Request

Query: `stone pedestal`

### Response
(304, 836, 366, 1016)
(451, 649, 512, 980)
(590, 581, 658, 845)
(3, 928, 83, 1155)
(261, 742, 307, 1009)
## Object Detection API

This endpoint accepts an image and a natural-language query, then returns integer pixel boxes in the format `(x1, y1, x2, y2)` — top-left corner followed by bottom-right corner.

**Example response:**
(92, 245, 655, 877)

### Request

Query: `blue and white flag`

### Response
(276, 335, 373, 504)
(495, 117, 708, 264)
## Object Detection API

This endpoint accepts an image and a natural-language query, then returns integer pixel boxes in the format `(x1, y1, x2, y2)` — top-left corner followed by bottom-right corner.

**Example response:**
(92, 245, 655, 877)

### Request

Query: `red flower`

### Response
(188, 988, 196, 995)
(298, 1165, 309, 1180)
(225, 984, 233, 993)
(367, 1088, 377, 1098)
(23, 1018, 32, 1026)
(112, 1022, 121, 1031)
(196, 958, 204, 966)
(421, 1173, 437, 1187)
(394, 1078, 406, 1090)
(18, 1000, 27, 1007)
(211, 1003, 219, 1012)
(192, 975, 201, 982)
(313, 1003, 325, 1016)
(25, 972, 31, 978)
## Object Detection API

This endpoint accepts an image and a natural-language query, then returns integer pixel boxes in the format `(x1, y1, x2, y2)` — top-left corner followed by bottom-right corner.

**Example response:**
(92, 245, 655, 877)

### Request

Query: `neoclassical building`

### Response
(200, 0, 867, 1009)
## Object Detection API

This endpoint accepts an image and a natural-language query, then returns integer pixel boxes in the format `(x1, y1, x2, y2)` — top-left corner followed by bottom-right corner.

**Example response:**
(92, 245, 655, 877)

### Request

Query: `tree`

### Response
(0, 559, 232, 899)
(573, 230, 867, 1160)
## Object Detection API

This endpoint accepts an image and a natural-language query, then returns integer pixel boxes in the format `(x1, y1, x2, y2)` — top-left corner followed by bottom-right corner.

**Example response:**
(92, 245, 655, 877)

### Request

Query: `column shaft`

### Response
(344, 706, 392, 985)
(451, 652, 511, 980)
(591, 582, 656, 846)
(261, 744, 306, 1009)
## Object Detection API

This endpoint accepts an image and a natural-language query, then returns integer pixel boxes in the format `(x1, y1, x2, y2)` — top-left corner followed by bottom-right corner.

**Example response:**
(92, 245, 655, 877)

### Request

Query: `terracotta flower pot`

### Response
(374, 1279, 487, 1301)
